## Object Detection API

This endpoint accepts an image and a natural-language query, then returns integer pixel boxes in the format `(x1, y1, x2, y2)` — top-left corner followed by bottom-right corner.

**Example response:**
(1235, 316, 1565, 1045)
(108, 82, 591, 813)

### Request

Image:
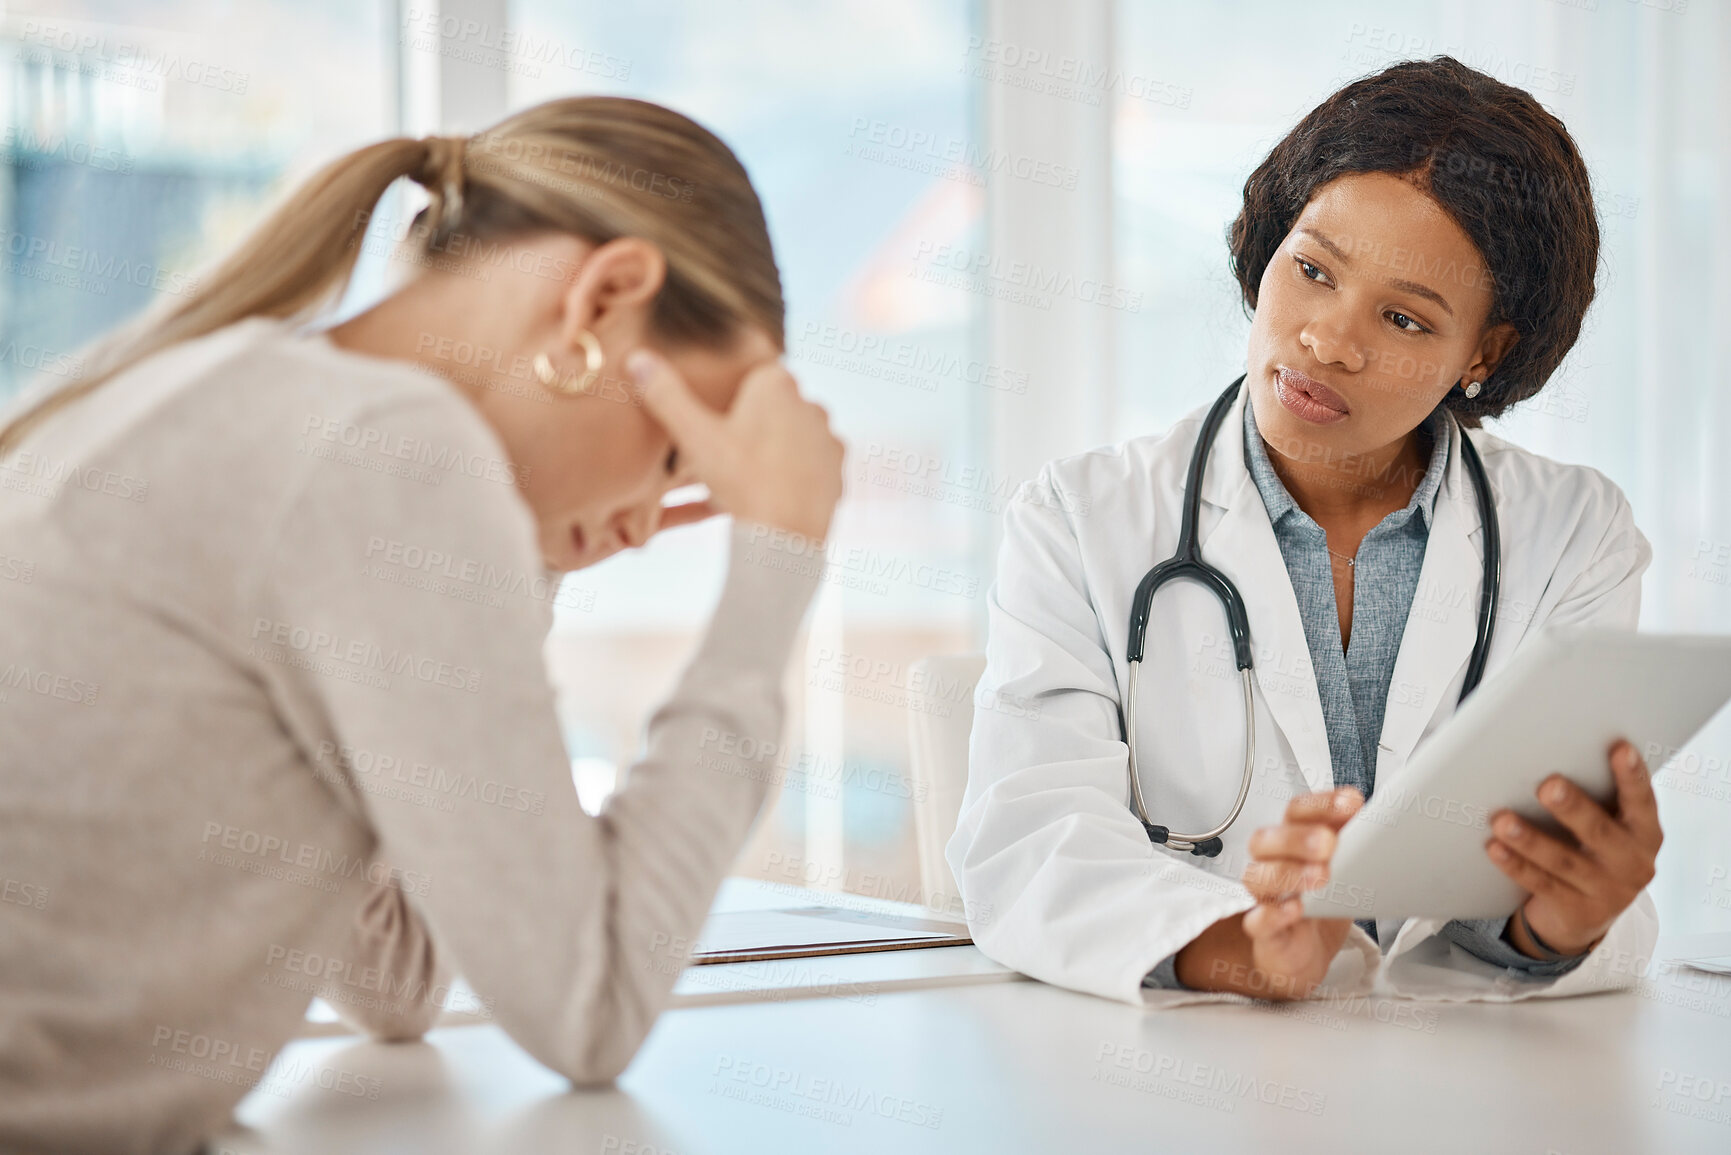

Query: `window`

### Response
(502, 0, 984, 904)
(13, 0, 1723, 939)
(3, 0, 984, 914)
(1108, 0, 1731, 935)
(0, 2, 393, 395)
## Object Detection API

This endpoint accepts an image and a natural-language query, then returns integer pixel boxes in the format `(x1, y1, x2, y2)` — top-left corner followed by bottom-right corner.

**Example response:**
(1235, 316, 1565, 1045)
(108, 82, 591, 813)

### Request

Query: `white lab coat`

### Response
(947, 385, 1660, 1008)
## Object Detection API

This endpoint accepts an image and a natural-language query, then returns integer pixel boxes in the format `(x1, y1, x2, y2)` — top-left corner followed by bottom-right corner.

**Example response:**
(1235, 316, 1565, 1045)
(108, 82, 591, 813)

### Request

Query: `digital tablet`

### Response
(1301, 629, 1731, 920)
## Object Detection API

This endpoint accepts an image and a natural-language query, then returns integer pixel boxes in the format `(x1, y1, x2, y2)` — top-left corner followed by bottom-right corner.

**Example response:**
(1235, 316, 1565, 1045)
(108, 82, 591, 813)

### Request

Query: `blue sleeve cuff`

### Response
(1440, 915, 1589, 978)
(1142, 950, 1188, 990)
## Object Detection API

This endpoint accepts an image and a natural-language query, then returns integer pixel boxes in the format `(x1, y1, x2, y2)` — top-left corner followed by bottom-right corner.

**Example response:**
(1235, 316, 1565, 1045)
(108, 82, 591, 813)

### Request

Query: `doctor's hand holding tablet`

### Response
(1225, 733, 1664, 1000)
(947, 57, 1702, 1007)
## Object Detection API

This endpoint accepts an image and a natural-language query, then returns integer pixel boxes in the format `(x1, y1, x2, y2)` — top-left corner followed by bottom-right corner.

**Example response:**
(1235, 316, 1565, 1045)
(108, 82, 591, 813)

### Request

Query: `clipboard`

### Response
(1674, 956, 1731, 977)
(689, 905, 973, 965)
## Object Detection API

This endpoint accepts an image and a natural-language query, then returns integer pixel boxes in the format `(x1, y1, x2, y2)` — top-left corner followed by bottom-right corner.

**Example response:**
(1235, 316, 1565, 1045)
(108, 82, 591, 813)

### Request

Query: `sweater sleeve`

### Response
(324, 883, 452, 1040)
(249, 394, 821, 1082)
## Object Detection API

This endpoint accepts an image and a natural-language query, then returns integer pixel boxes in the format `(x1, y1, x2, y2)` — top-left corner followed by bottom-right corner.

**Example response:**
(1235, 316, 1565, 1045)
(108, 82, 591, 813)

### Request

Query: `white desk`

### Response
(290, 880, 1020, 1038)
(213, 891, 1731, 1155)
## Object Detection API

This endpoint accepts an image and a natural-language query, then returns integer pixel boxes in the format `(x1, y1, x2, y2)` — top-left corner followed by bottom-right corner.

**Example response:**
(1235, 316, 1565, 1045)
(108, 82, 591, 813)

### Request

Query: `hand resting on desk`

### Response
(1174, 787, 1364, 1000)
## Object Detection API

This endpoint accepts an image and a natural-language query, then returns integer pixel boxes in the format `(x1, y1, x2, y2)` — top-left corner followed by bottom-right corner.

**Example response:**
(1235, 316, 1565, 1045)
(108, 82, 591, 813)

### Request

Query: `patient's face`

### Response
(1243, 171, 1513, 467)
(518, 326, 780, 573)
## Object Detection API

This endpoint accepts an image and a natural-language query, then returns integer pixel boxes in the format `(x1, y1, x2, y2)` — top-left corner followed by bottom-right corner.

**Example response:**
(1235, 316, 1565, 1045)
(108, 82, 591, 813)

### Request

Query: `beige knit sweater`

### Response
(0, 318, 821, 1154)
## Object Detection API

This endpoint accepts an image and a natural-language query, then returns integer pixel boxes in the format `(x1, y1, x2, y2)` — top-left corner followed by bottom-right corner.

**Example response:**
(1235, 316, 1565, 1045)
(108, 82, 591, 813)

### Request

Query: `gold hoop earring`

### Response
(532, 330, 605, 397)
(575, 329, 604, 378)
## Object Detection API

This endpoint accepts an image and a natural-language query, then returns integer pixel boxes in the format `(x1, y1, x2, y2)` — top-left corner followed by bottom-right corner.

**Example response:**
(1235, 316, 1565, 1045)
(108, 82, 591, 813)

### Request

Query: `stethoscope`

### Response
(1121, 375, 1501, 857)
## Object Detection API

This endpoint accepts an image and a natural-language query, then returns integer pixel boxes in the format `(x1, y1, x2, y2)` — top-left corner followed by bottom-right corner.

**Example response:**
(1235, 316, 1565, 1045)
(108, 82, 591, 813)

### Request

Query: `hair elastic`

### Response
(415, 135, 468, 241)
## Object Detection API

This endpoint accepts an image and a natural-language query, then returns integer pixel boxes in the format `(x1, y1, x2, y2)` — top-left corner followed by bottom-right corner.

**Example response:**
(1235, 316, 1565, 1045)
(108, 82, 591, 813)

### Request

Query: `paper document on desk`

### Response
(1673, 955, 1731, 976)
(690, 906, 971, 965)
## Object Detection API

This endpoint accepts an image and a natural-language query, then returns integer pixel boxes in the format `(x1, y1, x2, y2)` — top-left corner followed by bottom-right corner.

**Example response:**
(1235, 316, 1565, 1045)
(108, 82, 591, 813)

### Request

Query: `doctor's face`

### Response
(1244, 171, 1518, 462)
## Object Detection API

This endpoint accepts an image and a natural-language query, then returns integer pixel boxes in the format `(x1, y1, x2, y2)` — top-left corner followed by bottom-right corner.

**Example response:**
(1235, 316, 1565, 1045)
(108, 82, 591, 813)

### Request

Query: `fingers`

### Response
(733, 358, 803, 402)
(1534, 774, 1623, 855)
(630, 349, 724, 449)
(1486, 808, 1611, 898)
(656, 499, 718, 530)
(1240, 905, 1355, 1001)
(1242, 897, 1306, 938)
(1532, 766, 1656, 889)
(1247, 788, 1362, 862)
(1484, 832, 1577, 902)
(1608, 739, 1663, 844)
(1242, 858, 1328, 903)
(1243, 902, 1352, 943)
(1484, 742, 1663, 913)
(1242, 788, 1364, 901)
(1284, 787, 1364, 830)
(631, 350, 842, 542)
(1483, 741, 1664, 952)
(1248, 823, 1337, 865)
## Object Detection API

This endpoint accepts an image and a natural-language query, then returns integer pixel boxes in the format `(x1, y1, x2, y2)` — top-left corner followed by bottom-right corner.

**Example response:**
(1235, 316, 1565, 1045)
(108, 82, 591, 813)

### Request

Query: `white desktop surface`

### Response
(212, 887, 1731, 1155)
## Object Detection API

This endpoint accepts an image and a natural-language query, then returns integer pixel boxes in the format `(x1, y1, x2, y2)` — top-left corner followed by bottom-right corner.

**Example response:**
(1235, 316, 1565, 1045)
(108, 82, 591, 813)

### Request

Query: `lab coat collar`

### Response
(1190, 385, 1487, 798)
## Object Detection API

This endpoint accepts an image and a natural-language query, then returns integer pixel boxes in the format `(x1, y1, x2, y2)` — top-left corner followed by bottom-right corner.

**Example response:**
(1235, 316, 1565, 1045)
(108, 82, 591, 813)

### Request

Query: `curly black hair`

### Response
(1227, 56, 1599, 423)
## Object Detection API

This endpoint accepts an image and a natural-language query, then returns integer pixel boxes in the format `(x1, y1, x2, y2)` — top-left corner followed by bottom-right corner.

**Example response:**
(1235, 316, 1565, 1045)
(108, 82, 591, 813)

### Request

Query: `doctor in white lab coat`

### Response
(947, 62, 1664, 1010)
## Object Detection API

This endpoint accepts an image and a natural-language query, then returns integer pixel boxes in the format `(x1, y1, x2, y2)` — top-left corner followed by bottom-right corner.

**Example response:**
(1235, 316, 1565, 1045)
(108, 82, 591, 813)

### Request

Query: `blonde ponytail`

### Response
(0, 97, 784, 456)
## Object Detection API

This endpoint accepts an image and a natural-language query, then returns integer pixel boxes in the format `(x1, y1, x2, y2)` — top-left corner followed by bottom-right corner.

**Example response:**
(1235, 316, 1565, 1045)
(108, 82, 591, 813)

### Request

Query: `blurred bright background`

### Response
(3, 0, 1728, 938)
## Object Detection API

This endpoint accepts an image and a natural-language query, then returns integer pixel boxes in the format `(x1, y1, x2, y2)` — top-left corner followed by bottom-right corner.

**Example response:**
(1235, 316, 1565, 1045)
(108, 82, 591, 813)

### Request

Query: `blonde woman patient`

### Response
(0, 97, 844, 1154)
